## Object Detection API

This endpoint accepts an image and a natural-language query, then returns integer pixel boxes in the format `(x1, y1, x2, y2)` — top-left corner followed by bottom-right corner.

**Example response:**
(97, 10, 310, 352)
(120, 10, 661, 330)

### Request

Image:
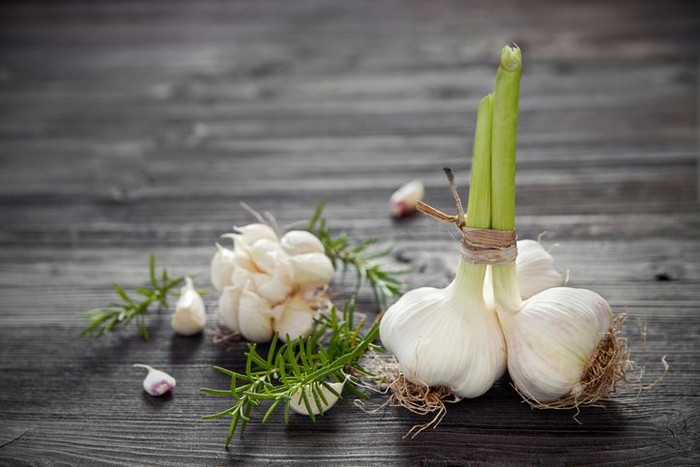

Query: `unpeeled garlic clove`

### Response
(237, 283, 274, 342)
(289, 381, 344, 416)
(280, 230, 325, 256)
(256, 256, 294, 305)
(133, 364, 176, 396)
(389, 179, 424, 218)
(231, 223, 278, 248)
(274, 294, 316, 341)
(171, 277, 206, 336)
(290, 253, 335, 289)
(248, 238, 285, 274)
(210, 243, 236, 292)
(218, 285, 242, 332)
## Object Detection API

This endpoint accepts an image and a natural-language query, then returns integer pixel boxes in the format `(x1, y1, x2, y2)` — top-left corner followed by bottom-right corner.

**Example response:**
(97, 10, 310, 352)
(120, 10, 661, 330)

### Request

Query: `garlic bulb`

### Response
(133, 364, 176, 396)
(380, 260, 506, 398)
(289, 381, 344, 415)
(390, 180, 425, 218)
(210, 243, 236, 292)
(171, 277, 206, 336)
(497, 287, 613, 403)
(213, 222, 334, 343)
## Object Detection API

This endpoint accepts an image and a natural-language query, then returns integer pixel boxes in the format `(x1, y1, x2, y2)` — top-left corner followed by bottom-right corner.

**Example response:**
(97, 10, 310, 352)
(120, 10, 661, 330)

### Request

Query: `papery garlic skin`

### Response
(516, 240, 562, 299)
(210, 243, 236, 292)
(171, 277, 206, 336)
(289, 381, 344, 415)
(133, 364, 176, 396)
(380, 260, 506, 398)
(499, 287, 612, 403)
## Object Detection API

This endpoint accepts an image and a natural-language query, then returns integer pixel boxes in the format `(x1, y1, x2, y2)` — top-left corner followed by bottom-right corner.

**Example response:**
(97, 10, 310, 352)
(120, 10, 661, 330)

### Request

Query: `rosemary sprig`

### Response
(202, 298, 379, 446)
(80, 255, 185, 340)
(307, 202, 404, 309)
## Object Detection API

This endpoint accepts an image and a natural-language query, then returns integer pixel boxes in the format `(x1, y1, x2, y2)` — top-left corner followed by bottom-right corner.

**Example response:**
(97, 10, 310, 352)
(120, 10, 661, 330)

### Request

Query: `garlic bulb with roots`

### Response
(380, 260, 507, 398)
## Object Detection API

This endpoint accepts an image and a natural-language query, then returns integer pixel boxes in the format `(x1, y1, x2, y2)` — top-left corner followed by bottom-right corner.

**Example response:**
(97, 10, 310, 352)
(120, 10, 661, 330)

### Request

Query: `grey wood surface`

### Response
(0, 0, 698, 464)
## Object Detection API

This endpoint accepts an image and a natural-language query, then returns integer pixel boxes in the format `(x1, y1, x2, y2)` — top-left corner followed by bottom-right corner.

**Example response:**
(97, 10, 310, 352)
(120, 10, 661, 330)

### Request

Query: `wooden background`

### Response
(1, 0, 698, 464)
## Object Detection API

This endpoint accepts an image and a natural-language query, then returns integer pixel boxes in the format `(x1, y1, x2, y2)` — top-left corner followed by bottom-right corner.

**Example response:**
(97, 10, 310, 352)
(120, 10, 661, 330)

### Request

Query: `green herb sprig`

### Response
(81, 255, 185, 340)
(307, 202, 404, 309)
(202, 298, 379, 446)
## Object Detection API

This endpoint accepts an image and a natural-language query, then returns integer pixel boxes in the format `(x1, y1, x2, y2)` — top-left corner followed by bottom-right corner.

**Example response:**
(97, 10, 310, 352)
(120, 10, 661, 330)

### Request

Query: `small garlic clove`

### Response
(256, 257, 294, 305)
(274, 294, 315, 341)
(500, 287, 613, 403)
(280, 230, 325, 256)
(237, 284, 274, 342)
(232, 266, 267, 292)
(516, 239, 563, 299)
(289, 381, 344, 416)
(171, 277, 206, 336)
(210, 243, 236, 292)
(233, 247, 258, 271)
(232, 223, 278, 249)
(389, 179, 424, 218)
(248, 238, 285, 275)
(290, 253, 335, 289)
(218, 285, 243, 332)
(133, 364, 176, 396)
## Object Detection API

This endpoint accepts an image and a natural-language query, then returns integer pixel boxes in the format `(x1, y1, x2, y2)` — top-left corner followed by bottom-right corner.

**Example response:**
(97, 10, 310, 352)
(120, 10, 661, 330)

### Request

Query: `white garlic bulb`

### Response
(281, 230, 325, 256)
(133, 364, 176, 396)
(498, 287, 612, 403)
(289, 381, 344, 415)
(210, 243, 236, 292)
(171, 277, 206, 336)
(380, 260, 506, 398)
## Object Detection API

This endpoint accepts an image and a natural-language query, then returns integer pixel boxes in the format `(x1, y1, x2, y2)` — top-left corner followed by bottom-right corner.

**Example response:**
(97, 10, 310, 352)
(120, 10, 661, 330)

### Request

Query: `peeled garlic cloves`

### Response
(171, 277, 206, 336)
(133, 364, 176, 396)
(289, 381, 344, 416)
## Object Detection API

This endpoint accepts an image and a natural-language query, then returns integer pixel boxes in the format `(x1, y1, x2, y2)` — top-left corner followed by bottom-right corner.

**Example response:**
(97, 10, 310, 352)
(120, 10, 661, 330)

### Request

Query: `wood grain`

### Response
(0, 0, 698, 464)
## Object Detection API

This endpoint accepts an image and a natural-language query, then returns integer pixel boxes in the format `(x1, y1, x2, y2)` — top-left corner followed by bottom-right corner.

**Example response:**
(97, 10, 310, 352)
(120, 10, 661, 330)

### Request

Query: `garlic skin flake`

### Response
(380, 260, 506, 398)
(390, 179, 425, 218)
(498, 287, 613, 403)
(133, 364, 176, 396)
(171, 277, 206, 336)
(289, 381, 344, 416)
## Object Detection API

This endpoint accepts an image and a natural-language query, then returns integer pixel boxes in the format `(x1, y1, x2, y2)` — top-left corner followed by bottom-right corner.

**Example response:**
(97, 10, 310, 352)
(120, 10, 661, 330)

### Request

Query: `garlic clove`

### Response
(516, 239, 563, 299)
(274, 294, 315, 341)
(233, 247, 258, 272)
(389, 179, 425, 218)
(231, 223, 278, 249)
(280, 230, 325, 256)
(171, 277, 206, 336)
(380, 261, 506, 398)
(133, 364, 176, 396)
(232, 266, 267, 293)
(248, 238, 285, 275)
(290, 253, 335, 289)
(256, 256, 294, 305)
(210, 243, 236, 292)
(237, 284, 274, 342)
(500, 286, 613, 403)
(218, 285, 243, 332)
(289, 381, 344, 416)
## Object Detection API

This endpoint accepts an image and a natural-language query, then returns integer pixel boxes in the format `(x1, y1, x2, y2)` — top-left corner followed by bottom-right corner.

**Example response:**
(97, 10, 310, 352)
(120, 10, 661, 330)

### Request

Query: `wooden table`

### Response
(1, 1, 698, 464)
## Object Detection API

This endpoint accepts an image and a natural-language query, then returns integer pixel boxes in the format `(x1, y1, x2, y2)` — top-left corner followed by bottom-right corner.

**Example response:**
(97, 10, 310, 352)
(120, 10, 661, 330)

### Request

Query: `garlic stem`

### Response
(466, 94, 493, 230)
(491, 45, 523, 314)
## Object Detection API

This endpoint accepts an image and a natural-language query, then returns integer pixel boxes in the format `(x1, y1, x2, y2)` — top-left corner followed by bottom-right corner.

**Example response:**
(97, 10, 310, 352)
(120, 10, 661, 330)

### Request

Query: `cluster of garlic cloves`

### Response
(211, 223, 334, 343)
